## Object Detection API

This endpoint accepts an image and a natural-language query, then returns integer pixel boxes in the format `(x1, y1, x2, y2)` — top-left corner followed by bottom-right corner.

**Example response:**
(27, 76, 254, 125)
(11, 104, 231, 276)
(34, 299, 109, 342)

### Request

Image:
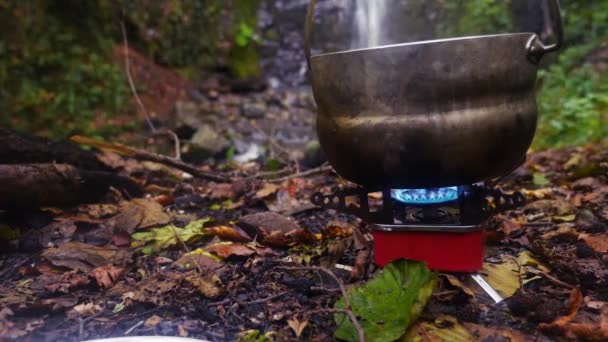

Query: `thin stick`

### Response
(71, 135, 230, 182)
(170, 226, 204, 274)
(311, 308, 365, 342)
(158, 128, 181, 160)
(120, 20, 182, 160)
(269, 164, 333, 183)
(277, 264, 365, 341)
(78, 304, 106, 340)
(526, 268, 575, 289)
(245, 290, 291, 305)
(120, 20, 155, 132)
(124, 320, 144, 335)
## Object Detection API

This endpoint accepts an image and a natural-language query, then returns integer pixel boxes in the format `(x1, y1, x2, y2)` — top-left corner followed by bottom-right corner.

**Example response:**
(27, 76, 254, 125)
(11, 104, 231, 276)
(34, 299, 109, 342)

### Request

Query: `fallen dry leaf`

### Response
(208, 183, 234, 199)
(442, 274, 475, 298)
(39, 220, 77, 248)
(569, 305, 608, 341)
(174, 249, 222, 271)
(322, 221, 354, 239)
(41, 269, 91, 293)
(539, 287, 583, 332)
(205, 242, 255, 258)
(205, 225, 251, 242)
(109, 198, 170, 233)
(481, 255, 521, 299)
(238, 212, 313, 247)
(42, 242, 131, 272)
(132, 219, 213, 254)
(69, 302, 102, 319)
(0, 307, 43, 339)
(79, 204, 119, 219)
(404, 315, 473, 341)
(500, 217, 523, 235)
(90, 265, 124, 289)
(185, 274, 224, 298)
(40, 297, 79, 311)
(287, 319, 309, 338)
(578, 233, 608, 253)
(144, 314, 163, 327)
(109, 271, 183, 306)
(255, 183, 280, 199)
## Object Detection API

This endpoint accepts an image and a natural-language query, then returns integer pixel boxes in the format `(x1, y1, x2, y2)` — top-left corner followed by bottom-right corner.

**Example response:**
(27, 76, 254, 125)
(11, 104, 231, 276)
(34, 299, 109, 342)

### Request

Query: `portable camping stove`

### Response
(311, 185, 524, 271)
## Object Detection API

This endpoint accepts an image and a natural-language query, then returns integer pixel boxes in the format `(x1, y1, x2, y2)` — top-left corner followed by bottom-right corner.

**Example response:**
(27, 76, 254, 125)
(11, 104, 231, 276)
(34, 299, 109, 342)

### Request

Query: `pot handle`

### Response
(526, 0, 564, 63)
(304, 0, 317, 69)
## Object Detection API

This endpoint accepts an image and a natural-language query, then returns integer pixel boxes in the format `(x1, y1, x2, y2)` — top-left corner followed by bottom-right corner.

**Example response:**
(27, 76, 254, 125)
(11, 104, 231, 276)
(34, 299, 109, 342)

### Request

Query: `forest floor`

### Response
(1, 50, 608, 342)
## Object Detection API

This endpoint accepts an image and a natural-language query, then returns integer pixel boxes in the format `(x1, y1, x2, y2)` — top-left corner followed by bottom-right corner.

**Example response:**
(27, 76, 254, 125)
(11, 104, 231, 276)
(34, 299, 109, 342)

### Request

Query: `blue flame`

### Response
(391, 187, 459, 204)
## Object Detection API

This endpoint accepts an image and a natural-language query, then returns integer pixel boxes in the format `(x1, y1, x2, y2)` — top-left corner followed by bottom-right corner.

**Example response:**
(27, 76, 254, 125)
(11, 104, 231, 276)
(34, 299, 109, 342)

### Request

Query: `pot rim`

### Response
(311, 32, 536, 59)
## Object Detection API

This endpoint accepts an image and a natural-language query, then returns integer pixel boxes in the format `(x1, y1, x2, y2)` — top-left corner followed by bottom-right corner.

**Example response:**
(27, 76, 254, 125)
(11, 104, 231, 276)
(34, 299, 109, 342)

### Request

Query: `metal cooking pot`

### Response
(306, 0, 563, 189)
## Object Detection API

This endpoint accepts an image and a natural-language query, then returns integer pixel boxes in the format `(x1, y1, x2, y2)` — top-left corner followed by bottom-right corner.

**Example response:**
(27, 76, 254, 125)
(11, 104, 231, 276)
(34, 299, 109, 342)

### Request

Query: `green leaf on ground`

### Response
(334, 259, 437, 342)
(533, 173, 550, 186)
(132, 218, 213, 255)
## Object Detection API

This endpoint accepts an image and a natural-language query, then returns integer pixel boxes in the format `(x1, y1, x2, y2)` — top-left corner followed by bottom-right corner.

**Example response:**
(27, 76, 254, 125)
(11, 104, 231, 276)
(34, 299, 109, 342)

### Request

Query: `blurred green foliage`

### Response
(1, 0, 605, 148)
(438, 0, 514, 37)
(439, 0, 608, 149)
(0, 0, 130, 137)
(229, 0, 261, 80)
(123, 0, 225, 70)
(533, 0, 608, 149)
(0, 0, 261, 138)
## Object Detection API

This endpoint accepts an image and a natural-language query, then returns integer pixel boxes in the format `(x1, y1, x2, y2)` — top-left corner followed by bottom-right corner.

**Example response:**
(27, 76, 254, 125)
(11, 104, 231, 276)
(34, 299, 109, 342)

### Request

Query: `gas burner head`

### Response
(311, 184, 525, 229)
(391, 187, 459, 205)
(310, 184, 526, 271)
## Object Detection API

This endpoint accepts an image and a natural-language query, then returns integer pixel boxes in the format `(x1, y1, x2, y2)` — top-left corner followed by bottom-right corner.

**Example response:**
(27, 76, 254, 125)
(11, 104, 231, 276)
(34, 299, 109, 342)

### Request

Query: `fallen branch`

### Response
(71, 136, 230, 183)
(0, 163, 140, 208)
(0, 128, 111, 172)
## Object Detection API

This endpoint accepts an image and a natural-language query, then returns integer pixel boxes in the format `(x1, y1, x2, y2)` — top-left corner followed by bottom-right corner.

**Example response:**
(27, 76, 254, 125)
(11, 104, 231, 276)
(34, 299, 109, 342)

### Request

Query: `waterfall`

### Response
(352, 0, 389, 49)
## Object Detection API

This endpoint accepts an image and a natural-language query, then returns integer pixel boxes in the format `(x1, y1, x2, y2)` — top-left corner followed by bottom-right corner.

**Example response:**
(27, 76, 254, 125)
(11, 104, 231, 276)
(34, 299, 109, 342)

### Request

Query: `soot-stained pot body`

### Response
(306, 0, 563, 189)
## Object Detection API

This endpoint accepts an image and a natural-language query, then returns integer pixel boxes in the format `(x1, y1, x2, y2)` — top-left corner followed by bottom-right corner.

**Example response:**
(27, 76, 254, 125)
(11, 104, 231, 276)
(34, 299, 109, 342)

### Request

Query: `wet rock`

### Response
(241, 102, 267, 119)
(234, 143, 265, 163)
(186, 124, 231, 160)
(237, 211, 313, 247)
(174, 101, 202, 129)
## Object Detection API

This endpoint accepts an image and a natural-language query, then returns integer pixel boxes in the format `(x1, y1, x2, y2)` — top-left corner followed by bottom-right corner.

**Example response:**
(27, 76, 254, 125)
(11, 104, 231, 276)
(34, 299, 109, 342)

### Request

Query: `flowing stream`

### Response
(352, 0, 389, 49)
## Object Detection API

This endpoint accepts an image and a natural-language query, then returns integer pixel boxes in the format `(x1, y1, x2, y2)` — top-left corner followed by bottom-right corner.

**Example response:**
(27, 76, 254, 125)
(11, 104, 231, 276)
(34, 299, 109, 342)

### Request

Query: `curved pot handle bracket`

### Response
(304, 0, 317, 70)
(526, 0, 564, 63)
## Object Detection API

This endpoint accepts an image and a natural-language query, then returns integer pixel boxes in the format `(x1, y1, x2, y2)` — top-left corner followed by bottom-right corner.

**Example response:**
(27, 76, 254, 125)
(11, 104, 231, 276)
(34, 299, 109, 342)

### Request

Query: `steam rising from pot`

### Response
(352, 0, 389, 49)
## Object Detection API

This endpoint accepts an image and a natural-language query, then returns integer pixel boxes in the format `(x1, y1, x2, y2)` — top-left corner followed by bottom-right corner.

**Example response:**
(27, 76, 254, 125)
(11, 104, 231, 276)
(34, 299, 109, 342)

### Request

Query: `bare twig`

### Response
(157, 128, 181, 160)
(71, 135, 230, 182)
(78, 304, 106, 340)
(526, 268, 575, 289)
(120, 20, 181, 160)
(277, 264, 365, 341)
(124, 320, 144, 335)
(120, 20, 155, 132)
(169, 225, 205, 274)
(268, 163, 333, 183)
(245, 290, 291, 305)
(246, 167, 293, 180)
(311, 308, 365, 342)
(277, 265, 349, 306)
(0, 257, 30, 280)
